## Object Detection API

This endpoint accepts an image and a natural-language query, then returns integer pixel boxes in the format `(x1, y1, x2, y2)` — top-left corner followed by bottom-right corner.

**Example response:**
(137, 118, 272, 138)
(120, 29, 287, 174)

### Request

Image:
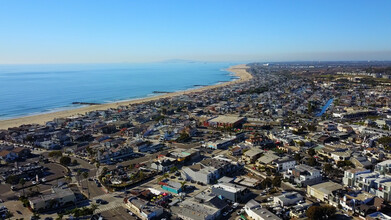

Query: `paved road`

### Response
(92, 192, 125, 214)
(71, 156, 105, 198)
(101, 206, 137, 220)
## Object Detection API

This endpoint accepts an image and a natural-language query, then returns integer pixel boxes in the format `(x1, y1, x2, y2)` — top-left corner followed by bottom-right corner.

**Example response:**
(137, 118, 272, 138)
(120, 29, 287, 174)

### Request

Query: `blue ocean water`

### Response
(0, 62, 237, 119)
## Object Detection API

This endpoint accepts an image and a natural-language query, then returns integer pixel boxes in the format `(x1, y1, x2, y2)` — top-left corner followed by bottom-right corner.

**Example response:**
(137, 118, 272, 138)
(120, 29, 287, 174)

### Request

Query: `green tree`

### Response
(308, 157, 317, 166)
(294, 153, 302, 162)
(48, 150, 63, 158)
(59, 156, 71, 166)
(72, 159, 78, 166)
(82, 171, 89, 179)
(6, 175, 18, 184)
(180, 181, 187, 190)
(323, 164, 333, 174)
(170, 166, 178, 173)
(308, 148, 316, 156)
(260, 178, 272, 189)
(272, 176, 282, 187)
(378, 136, 391, 149)
(306, 205, 336, 220)
(56, 213, 64, 220)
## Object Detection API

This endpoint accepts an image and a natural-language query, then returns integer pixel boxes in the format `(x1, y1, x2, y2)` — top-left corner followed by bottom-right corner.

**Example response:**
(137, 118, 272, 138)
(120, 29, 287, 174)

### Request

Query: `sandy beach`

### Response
(0, 64, 251, 130)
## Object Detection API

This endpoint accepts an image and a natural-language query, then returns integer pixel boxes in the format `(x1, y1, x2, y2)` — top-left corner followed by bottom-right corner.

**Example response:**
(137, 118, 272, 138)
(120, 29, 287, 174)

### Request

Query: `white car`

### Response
(32, 181, 37, 185)
(232, 202, 239, 209)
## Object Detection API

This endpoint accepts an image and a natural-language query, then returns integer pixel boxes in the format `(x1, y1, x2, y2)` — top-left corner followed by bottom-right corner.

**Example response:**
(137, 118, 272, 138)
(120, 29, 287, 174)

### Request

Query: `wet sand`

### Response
(0, 64, 251, 129)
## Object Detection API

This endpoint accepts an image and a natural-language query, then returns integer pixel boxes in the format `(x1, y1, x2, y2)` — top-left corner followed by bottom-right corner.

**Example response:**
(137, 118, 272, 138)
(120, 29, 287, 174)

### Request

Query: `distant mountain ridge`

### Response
(160, 59, 200, 63)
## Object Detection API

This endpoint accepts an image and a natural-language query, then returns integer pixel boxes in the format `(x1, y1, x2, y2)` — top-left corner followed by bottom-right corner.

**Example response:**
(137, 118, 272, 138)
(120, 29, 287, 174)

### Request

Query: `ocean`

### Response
(0, 62, 237, 120)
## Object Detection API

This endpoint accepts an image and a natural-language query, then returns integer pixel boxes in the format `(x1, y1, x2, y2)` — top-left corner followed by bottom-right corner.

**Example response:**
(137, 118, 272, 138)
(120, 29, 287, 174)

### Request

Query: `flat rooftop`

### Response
(208, 115, 245, 124)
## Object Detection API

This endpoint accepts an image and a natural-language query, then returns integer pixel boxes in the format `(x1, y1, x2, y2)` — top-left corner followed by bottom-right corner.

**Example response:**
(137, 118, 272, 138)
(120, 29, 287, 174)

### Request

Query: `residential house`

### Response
(366, 212, 391, 220)
(150, 159, 174, 173)
(256, 152, 280, 168)
(340, 191, 375, 212)
(242, 148, 264, 164)
(0, 150, 17, 162)
(351, 156, 372, 169)
(273, 192, 303, 207)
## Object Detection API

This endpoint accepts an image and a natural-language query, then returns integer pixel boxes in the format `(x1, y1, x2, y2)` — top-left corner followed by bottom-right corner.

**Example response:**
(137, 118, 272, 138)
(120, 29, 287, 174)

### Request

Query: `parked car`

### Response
(96, 199, 108, 204)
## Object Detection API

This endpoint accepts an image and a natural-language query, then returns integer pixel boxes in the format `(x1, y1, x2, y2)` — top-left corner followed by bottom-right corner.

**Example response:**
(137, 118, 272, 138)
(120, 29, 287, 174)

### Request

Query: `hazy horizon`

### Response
(1, 0, 391, 64)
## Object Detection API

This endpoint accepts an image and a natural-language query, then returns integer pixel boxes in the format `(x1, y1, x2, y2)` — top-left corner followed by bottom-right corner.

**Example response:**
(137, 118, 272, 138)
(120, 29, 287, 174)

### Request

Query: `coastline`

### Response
(0, 64, 251, 130)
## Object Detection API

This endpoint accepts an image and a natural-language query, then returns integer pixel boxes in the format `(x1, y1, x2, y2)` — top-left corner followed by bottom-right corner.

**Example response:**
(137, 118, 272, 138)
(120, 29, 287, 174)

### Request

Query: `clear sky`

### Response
(1, 0, 391, 64)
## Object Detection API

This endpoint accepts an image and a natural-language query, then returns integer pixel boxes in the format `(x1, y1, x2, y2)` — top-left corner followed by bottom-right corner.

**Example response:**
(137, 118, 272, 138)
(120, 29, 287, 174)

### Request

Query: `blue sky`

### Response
(1, 0, 391, 64)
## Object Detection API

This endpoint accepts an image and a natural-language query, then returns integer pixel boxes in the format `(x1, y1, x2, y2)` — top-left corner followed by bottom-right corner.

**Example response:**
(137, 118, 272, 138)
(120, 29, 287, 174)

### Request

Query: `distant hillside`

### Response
(160, 59, 200, 63)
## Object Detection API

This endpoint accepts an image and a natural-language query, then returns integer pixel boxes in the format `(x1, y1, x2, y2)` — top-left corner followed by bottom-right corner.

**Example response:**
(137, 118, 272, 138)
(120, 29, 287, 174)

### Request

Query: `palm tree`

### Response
(82, 171, 89, 198)
(90, 203, 98, 212)
(180, 181, 187, 191)
(64, 176, 72, 183)
(82, 172, 89, 182)
(34, 184, 40, 194)
(19, 178, 26, 197)
(157, 173, 169, 183)
(56, 213, 64, 220)
(76, 169, 82, 186)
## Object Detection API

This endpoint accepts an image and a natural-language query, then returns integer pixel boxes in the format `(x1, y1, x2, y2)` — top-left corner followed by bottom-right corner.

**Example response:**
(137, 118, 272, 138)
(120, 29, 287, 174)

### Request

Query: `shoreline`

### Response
(0, 64, 251, 130)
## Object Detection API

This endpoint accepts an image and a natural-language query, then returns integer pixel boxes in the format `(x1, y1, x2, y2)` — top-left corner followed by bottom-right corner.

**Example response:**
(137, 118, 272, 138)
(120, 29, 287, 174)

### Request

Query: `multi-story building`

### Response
(375, 160, 391, 175)
(241, 148, 264, 164)
(29, 187, 76, 211)
(343, 168, 372, 187)
(307, 181, 343, 204)
(211, 182, 249, 202)
(273, 192, 303, 207)
(284, 164, 321, 186)
(274, 157, 296, 172)
(182, 158, 242, 184)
